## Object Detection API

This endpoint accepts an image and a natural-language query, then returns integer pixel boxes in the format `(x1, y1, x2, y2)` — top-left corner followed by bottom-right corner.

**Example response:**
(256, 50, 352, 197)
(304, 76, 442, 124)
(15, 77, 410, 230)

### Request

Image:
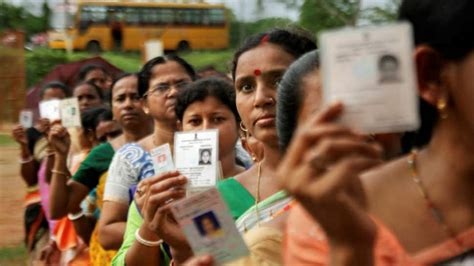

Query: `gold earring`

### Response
(437, 97, 448, 119)
(240, 122, 248, 132)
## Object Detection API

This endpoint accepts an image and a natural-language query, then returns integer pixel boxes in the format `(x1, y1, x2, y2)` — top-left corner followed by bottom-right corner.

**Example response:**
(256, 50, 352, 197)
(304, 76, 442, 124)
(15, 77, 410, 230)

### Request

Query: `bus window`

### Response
(158, 8, 174, 25)
(125, 7, 140, 25)
(209, 9, 225, 26)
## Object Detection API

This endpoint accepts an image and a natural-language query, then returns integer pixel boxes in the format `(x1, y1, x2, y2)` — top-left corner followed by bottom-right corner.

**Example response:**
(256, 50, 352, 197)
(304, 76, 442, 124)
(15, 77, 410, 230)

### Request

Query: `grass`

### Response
(67, 49, 234, 73)
(0, 134, 15, 146)
(0, 245, 27, 266)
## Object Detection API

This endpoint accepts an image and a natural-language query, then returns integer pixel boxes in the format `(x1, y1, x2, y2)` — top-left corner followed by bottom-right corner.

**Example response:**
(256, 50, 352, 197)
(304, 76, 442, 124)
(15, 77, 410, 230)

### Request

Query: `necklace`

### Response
(408, 149, 464, 248)
(255, 162, 262, 227)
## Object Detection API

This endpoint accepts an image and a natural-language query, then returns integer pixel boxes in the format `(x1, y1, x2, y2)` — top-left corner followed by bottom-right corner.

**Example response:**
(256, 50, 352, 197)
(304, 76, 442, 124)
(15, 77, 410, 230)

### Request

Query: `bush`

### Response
(25, 48, 69, 87)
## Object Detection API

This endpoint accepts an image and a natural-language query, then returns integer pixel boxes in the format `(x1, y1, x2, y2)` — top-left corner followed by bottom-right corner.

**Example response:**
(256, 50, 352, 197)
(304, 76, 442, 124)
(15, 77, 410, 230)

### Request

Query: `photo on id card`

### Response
(171, 188, 249, 265)
(319, 22, 420, 133)
(174, 129, 218, 195)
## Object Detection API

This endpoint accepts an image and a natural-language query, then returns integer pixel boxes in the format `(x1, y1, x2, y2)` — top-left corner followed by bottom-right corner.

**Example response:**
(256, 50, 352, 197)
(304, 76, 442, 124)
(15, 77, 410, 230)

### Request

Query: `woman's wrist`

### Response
(170, 246, 193, 266)
(139, 224, 161, 242)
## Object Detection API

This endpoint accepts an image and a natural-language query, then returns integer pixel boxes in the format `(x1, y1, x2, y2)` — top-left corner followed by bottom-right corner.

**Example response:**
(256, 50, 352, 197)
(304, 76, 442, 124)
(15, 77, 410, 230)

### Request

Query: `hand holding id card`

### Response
(171, 188, 249, 265)
(320, 22, 420, 133)
(174, 130, 218, 195)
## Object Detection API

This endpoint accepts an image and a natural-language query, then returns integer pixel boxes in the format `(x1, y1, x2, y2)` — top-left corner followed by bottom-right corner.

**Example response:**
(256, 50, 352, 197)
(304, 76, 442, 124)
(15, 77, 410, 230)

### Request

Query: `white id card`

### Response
(320, 22, 420, 133)
(60, 98, 81, 128)
(150, 143, 175, 175)
(171, 188, 249, 265)
(174, 130, 218, 195)
(19, 110, 33, 128)
(39, 99, 61, 121)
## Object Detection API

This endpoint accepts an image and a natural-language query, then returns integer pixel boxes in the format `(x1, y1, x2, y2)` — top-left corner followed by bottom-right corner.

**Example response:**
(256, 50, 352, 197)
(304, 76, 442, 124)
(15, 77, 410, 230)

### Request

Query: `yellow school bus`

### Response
(48, 1, 229, 52)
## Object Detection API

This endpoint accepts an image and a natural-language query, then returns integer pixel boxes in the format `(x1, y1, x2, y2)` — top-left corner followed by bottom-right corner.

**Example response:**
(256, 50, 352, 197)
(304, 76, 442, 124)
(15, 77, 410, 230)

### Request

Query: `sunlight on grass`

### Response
(0, 245, 27, 266)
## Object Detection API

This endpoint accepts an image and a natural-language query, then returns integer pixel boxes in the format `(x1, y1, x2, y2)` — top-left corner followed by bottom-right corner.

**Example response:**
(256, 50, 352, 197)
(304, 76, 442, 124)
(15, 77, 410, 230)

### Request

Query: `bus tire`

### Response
(86, 41, 102, 54)
(177, 41, 190, 52)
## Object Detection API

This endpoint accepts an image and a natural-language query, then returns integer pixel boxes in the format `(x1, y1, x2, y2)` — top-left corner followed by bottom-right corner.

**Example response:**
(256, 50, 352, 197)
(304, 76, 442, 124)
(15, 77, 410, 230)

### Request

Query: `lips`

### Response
(254, 114, 276, 127)
(122, 112, 139, 120)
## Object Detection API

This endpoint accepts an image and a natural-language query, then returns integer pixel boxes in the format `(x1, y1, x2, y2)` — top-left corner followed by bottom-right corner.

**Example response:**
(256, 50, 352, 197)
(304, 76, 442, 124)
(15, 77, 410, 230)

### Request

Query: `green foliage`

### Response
(230, 17, 296, 47)
(0, 0, 50, 37)
(299, 0, 361, 34)
(0, 134, 15, 146)
(363, 0, 400, 24)
(25, 48, 69, 87)
(180, 50, 233, 72)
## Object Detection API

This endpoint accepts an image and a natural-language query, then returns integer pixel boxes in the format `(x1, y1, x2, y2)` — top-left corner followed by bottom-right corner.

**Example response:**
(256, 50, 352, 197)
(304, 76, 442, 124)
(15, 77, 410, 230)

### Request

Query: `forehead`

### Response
(74, 84, 95, 94)
(43, 87, 66, 99)
(184, 96, 230, 114)
(235, 43, 295, 80)
(113, 76, 138, 95)
(150, 61, 191, 84)
(86, 69, 105, 78)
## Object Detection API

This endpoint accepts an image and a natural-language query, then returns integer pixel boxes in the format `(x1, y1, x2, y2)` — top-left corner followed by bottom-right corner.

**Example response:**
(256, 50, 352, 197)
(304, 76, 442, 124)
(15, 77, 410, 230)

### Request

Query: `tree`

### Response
(0, 1, 50, 37)
(299, 0, 400, 35)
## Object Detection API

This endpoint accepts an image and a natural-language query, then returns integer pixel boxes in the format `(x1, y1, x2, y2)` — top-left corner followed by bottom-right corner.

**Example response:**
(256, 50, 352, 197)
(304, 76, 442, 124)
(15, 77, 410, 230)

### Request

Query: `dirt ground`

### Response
(0, 145, 25, 248)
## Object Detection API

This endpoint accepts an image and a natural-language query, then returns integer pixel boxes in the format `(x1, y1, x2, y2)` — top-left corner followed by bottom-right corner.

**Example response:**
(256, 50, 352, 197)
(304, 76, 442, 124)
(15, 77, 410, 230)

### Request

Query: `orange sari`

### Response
(284, 204, 474, 265)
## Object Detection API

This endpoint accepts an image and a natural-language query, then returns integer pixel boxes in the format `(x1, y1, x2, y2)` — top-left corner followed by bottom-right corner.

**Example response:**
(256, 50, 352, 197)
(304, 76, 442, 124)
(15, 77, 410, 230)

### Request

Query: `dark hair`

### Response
(81, 107, 110, 133)
(231, 28, 317, 81)
(39, 81, 69, 99)
(78, 64, 107, 82)
(398, 0, 474, 151)
(378, 54, 399, 69)
(97, 108, 113, 124)
(277, 50, 319, 152)
(73, 80, 104, 100)
(138, 55, 196, 97)
(175, 77, 240, 124)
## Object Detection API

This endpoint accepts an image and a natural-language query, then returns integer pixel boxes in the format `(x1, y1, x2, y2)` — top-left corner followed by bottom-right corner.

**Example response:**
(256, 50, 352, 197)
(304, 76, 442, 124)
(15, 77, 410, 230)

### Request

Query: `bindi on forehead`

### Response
(254, 69, 262, 76)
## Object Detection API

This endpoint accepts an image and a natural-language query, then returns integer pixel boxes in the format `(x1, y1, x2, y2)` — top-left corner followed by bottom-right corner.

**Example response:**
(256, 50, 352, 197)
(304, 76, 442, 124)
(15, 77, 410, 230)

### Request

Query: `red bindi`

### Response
(254, 69, 261, 76)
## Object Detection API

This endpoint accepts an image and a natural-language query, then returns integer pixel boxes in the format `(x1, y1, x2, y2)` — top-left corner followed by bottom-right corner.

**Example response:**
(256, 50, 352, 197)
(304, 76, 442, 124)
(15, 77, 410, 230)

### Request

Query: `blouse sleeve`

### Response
(104, 146, 139, 203)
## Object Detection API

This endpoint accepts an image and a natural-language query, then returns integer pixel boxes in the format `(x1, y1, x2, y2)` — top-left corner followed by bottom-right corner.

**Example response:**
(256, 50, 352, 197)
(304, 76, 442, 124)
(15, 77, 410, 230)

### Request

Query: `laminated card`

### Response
(171, 188, 249, 265)
(174, 129, 218, 195)
(320, 22, 420, 133)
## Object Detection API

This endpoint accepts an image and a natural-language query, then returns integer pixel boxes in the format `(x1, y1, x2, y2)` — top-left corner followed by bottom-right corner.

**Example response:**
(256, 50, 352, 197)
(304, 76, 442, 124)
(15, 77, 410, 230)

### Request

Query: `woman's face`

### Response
(96, 120, 122, 142)
(74, 84, 103, 111)
(85, 69, 108, 91)
(234, 43, 295, 148)
(111, 75, 148, 129)
(42, 87, 66, 101)
(181, 96, 239, 161)
(201, 151, 211, 163)
(146, 61, 193, 123)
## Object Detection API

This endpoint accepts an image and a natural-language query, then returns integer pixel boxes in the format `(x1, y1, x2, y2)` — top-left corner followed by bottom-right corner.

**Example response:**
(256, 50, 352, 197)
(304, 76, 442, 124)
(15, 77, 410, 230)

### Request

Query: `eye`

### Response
(187, 118, 201, 126)
(213, 116, 226, 123)
(239, 83, 254, 93)
(131, 94, 142, 101)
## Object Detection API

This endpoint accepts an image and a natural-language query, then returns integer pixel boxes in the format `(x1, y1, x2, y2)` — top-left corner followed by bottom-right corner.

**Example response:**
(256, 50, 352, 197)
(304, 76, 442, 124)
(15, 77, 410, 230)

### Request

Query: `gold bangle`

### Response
(51, 169, 70, 177)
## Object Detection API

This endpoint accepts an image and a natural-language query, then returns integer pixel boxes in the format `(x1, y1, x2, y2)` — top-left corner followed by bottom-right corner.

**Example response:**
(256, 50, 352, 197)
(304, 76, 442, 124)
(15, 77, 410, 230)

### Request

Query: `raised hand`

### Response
(140, 171, 189, 250)
(35, 118, 51, 134)
(12, 125, 28, 146)
(48, 123, 71, 156)
(278, 102, 382, 248)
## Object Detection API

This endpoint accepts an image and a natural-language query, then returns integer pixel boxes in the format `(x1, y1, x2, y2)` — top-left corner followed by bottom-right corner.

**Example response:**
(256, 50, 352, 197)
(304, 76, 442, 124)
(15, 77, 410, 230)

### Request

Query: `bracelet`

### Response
(51, 169, 70, 177)
(68, 211, 85, 221)
(19, 156, 33, 164)
(135, 229, 163, 247)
